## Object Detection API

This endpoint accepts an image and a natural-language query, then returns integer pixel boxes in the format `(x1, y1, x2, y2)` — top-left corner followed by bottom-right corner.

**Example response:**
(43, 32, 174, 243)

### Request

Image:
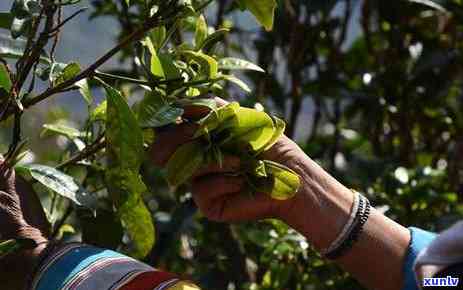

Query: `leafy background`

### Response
(1, 0, 463, 289)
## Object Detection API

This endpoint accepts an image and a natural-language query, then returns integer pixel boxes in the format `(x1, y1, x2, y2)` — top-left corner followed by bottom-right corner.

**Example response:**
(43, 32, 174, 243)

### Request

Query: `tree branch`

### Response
(1, 11, 178, 121)
(15, 4, 57, 94)
(57, 136, 106, 170)
(49, 7, 87, 34)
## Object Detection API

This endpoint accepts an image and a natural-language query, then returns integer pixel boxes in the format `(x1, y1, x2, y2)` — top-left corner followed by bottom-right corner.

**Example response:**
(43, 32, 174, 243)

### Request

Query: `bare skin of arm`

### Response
(271, 137, 410, 290)
(151, 107, 411, 290)
(0, 158, 50, 290)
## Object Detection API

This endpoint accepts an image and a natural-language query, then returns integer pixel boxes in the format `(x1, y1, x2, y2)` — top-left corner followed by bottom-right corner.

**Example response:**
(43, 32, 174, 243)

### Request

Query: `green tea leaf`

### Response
(150, 26, 166, 51)
(0, 239, 36, 258)
(186, 87, 201, 97)
(145, 38, 180, 79)
(181, 50, 218, 79)
(140, 105, 184, 128)
(253, 160, 300, 200)
(195, 14, 208, 50)
(20, 164, 98, 209)
(194, 102, 240, 138)
(166, 140, 204, 187)
(104, 84, 143, 171)
(200, 28, 229, 53)
(253, 160, 268, 178)
(0, 240, 20, 258)
(0, 63, 12, 92)
(105, 84, 155, 258)
(91, 100, 107, 121)
(224, 106, 275, 152)
(137, 92, 184, 128)
(41, 123, 84, 139)
(150, 50, 165, 79)
(218, 57, 265, 72)
(36, 62, 64, 81)
(176, 98, 218, 112)
(238, 0, 277, 31)
(8, 140, 29, 167)
(0, 12, 13, 30)
(53, 62, 81, 85)
(76, 79, 93, 105)
(105, 169, 154, 259)
(260, 116, 285, 153)
(151, 52, 180, 79)
(222, 74, 251, 93)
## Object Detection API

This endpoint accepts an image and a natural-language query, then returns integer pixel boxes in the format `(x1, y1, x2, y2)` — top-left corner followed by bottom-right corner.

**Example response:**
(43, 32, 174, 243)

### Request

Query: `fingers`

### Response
(192, 175, 275, 222)
(182, 105, 211, 120)
(192, 175, 245, 200)
(192, 175, 245, 221)
(215, 192, 275, 222)
(150, 122, 198, 167)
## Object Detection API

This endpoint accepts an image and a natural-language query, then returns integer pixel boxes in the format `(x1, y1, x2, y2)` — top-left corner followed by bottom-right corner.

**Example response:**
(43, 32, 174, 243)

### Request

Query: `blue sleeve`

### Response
(402, 227, 437, 290)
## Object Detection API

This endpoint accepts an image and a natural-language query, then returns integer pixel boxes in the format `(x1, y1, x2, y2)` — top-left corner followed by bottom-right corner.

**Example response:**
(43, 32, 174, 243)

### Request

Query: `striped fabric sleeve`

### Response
(120, 271, 200, 290)
(30, 243, 200, 290)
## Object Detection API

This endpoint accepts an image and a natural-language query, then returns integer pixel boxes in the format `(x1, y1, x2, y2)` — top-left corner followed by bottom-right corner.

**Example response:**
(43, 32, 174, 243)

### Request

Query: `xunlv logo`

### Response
(423, 276, 459, 287)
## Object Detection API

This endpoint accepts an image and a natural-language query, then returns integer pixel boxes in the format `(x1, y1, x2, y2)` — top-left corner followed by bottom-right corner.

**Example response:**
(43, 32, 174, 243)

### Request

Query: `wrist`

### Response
(276, 155, 355, 251)
(263, 136, 355, 251)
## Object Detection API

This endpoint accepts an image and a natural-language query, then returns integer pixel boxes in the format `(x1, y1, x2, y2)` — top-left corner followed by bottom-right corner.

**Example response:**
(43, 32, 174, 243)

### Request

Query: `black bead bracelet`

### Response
(325, 194, 371, 260)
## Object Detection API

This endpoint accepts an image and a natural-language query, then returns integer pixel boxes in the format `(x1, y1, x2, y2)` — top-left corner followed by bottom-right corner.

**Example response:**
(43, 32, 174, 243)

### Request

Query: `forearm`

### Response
(279, 148, 410, 290)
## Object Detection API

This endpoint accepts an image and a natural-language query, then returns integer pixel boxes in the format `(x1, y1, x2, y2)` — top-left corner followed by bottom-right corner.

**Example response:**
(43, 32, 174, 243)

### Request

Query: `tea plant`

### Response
(0, 0, 300, 259)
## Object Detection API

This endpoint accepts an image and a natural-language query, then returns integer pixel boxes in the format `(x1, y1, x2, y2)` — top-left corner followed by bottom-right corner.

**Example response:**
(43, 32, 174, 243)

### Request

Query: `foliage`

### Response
(1, 0, 463, 289)
(0, 238, 36, 258)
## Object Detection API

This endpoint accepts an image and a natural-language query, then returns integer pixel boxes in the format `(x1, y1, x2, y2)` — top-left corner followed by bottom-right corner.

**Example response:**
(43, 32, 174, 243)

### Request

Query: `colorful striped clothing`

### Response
(28, 227, 437, 290)
(30, 243, 200, 290)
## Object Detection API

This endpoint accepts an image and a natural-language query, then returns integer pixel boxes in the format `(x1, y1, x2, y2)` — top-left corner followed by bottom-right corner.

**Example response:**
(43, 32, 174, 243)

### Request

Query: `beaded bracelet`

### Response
(320, 190, 360, 256)
(324, 192, 371, 260)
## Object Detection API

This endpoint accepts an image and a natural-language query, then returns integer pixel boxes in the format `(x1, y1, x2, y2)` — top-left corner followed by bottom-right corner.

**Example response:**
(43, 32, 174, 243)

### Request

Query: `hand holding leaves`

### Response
(0, 156, 51, 290)
(172, 102, 300, 200)
(151, 99, 303, 222)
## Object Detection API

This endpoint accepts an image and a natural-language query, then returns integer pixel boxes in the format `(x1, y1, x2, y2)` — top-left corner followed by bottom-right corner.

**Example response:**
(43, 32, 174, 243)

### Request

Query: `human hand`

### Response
(151, 100, 415, 290)
(0, 156, 51, 290)
(150, 98, 311, 223)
